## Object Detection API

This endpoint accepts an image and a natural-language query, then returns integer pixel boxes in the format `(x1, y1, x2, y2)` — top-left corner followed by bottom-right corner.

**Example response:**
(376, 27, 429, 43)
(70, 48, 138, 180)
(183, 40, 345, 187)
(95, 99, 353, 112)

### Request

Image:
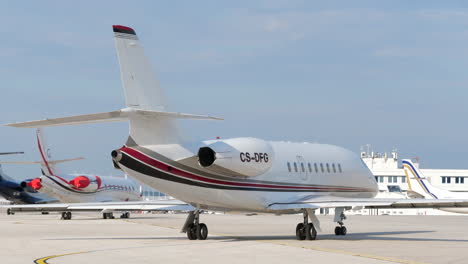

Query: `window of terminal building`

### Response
(462, 177, 465, 184)
(401, 176, 406, 183)
(388, 185, 401, 192)
(442, 176, 446, 184)
(447, 177, 451, 184)
(375, 176, 378, 182)
(456, 177, 461, 184)
(287, 162, 291, 172)
(294, 162, 298, 172)
(332, 163, 336, 173)
(308, 163, 312, 173)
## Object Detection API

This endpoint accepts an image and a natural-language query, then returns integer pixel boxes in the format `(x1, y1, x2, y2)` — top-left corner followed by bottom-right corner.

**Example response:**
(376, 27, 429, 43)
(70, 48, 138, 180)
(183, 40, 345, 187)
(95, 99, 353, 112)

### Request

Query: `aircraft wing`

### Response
(267, 198, 468, 211)
(3, 200, 194, 213)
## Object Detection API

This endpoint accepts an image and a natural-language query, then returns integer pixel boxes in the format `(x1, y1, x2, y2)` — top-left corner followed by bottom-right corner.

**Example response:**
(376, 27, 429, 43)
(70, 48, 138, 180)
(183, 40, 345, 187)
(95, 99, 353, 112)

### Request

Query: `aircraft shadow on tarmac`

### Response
(43, 230, 468, 243)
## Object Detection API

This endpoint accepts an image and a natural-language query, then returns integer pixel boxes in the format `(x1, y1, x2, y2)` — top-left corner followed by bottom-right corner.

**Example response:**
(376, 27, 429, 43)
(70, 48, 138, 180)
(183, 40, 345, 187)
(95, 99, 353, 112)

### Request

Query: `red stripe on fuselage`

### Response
(120, 147, 367, 192)
(36, 131, 54, 176)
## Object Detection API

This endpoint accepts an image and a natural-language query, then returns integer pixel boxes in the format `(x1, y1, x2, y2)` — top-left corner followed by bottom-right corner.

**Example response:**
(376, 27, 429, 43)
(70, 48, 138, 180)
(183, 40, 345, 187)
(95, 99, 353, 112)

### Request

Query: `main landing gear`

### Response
(334, 207, 347, 236)
(295, 209, 317, 240)
(182, 210, 208, 240)
(61, 211, 72, 220)
(103, 212, 115, 219)
(120, 212, 130, 219)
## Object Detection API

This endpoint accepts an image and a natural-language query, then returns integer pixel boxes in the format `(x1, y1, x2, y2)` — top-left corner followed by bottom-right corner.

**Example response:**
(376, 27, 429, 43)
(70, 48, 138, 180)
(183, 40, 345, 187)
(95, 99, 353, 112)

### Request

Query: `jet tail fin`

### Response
(0, 130, 84, 176)
(402, 159, 450, 199)
(5, 25, 222, 146)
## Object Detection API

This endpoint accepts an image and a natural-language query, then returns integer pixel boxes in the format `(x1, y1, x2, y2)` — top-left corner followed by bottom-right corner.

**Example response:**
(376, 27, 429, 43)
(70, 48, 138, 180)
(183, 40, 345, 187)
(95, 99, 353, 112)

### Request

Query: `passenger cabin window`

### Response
(462, 177, 465, 184)
(332, 163, 336, 173)
(294, 162, 298, 172)
(442, 177, 446, 184)
(301, 163, 305, 172)
(326, 163, 330, 173)
(338, 164, 342, 173)
(320, 163, 324, 173)
(287, 162, 291, 172)
(314, 163, 318, 173)
(308, 163, 312, 173)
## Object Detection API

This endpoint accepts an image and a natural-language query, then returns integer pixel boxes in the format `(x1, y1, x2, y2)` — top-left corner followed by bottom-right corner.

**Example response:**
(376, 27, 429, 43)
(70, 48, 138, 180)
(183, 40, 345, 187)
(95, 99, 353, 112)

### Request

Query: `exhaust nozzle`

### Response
(111, 150, 123, 162)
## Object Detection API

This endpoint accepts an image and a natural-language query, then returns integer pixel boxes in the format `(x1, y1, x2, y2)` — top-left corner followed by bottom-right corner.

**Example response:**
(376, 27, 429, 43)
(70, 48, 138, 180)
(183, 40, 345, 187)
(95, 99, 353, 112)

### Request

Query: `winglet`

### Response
(113, 25, 136, 35)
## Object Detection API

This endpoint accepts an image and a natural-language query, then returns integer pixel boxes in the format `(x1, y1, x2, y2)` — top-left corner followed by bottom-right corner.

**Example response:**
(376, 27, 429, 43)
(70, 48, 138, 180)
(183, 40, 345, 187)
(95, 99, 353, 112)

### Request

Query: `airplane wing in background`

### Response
(3, 200, 194, 213)
(267, 198, 468, 211)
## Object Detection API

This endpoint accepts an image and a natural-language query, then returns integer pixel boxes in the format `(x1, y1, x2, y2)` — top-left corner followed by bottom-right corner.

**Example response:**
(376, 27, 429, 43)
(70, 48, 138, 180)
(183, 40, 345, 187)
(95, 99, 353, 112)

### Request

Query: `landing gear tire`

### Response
(6, 208, 12, 215)
(196, 223, 208, 240)
(296, 210, 318, 240)
(120, 212, 130, 219)
(103, 212, 114, 219)
(305, 223, 317, 240)
(295, 223, 306, 240)
(340, 226, 347, 236)
(61, 212, 72, 220)
(184, 210, 209, 240)
(335, 226, 347, 236)
(187, 223, 197, 240)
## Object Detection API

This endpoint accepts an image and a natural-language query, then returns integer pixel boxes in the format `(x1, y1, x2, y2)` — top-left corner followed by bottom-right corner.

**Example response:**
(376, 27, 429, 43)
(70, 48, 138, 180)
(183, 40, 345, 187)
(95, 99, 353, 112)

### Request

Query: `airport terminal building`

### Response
(355, 148, 468, 215)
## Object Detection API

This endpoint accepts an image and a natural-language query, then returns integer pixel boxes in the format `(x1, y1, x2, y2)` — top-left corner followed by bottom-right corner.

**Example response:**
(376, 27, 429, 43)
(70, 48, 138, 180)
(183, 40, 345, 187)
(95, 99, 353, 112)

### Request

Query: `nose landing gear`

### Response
(334, 207, 347, 236)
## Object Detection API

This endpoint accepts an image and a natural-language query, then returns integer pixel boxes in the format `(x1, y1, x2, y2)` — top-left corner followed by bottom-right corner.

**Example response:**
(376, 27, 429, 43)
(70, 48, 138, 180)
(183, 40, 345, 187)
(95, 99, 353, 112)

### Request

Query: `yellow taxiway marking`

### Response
(34, 251, 89, 264)
(262, 240, 426, 264)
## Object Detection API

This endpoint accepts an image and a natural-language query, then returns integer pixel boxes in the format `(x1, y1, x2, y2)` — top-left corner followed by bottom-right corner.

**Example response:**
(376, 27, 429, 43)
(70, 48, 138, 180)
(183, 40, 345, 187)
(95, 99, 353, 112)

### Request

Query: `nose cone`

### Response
(70, 176, 90, 189)
(27, 178, 42, 191)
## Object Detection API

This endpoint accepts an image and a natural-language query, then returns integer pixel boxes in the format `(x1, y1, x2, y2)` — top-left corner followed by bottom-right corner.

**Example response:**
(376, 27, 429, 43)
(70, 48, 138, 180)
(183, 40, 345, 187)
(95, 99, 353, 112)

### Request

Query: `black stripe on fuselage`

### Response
(128, 144, 364, 190)
(119, 152, 365, 193)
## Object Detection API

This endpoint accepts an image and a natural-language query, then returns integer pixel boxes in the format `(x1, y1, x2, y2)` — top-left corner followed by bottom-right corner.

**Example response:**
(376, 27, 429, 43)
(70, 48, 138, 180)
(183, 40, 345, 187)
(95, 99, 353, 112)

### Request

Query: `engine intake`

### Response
(198, 147, 216, 167)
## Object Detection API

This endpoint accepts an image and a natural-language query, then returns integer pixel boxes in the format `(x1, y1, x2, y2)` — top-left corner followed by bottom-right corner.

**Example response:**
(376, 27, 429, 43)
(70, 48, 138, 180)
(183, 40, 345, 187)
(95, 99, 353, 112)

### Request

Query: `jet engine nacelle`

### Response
(198, 137, 274, 177)
(69, 175, 102, 192)
(20, 178, 42, 191)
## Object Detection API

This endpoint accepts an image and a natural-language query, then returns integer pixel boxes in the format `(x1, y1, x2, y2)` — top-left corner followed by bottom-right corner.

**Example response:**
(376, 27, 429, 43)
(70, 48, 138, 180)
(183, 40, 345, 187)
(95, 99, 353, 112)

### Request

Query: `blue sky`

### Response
(1, 1, 468, 180)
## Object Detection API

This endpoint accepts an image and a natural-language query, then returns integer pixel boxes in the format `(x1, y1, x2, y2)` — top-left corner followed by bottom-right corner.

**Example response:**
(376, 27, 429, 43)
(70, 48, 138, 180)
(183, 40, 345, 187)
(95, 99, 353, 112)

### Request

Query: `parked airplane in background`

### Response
(0, 152, 55, 204)
(403, 159, 468, 214)
(7, 25, 468, 241)
(2, 129, 142, 219)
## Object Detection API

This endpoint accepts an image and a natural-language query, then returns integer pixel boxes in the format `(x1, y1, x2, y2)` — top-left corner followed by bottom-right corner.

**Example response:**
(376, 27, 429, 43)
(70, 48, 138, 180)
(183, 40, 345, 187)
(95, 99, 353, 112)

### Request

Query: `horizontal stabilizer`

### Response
(0, 152, 24, 156)
(6, 108, 223, 128)
(0, 157, 83, 165)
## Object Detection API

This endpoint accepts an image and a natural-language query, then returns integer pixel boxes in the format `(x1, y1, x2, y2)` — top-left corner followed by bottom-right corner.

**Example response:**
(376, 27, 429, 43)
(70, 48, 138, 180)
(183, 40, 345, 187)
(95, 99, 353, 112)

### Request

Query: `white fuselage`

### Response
(116, 139, 378, 212)
(39, 174, 141, 203)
